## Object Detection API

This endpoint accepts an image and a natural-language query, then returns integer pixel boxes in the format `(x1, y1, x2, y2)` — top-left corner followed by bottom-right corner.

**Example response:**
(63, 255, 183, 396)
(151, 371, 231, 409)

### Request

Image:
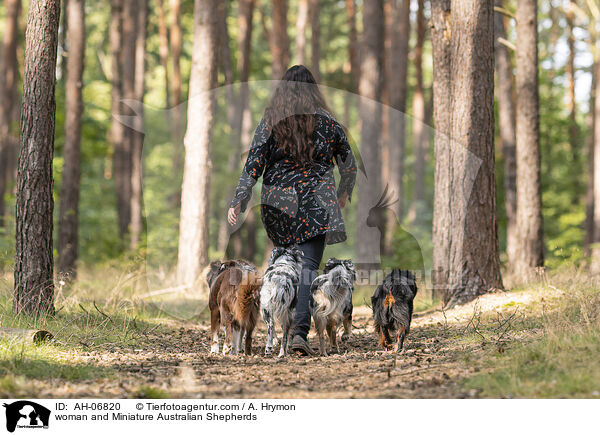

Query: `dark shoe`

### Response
(290, 335, 317, 356)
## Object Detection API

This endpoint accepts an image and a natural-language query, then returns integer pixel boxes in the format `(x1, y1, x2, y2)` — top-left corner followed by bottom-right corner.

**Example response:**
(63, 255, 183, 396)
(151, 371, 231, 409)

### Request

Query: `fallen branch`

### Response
(0, 327, 53, 344)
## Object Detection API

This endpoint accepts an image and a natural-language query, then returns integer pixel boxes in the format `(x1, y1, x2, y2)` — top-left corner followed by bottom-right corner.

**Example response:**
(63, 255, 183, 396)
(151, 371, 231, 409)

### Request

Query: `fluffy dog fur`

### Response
(310, 258, 356, 356)
(260, 247, 303, 357)
(208, 260, 261, 355)
(371, 270, 418, 352)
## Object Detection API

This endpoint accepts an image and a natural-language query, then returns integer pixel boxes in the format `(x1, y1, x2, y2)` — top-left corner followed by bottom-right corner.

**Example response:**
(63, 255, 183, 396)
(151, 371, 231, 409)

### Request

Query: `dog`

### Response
(208, 260, 261, 355)
(371, 269, 418, 352)
(310, 258, 356, 356)
(260, 246, 303, 357)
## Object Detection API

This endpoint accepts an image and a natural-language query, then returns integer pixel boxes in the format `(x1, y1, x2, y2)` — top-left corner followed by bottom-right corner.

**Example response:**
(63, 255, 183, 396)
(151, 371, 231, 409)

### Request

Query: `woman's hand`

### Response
(338, 192, 348, 209)
(228, 203, 241, 226)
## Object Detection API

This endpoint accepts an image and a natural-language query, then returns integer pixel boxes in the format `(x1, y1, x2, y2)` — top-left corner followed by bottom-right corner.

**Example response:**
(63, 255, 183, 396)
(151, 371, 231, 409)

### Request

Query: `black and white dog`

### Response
(310, 258, 356, 356)
(260, 246, 303, 357)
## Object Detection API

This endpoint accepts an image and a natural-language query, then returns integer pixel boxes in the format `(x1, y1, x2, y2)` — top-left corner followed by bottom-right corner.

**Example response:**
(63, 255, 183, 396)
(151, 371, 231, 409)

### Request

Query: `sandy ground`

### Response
(18, 286, 555, 399)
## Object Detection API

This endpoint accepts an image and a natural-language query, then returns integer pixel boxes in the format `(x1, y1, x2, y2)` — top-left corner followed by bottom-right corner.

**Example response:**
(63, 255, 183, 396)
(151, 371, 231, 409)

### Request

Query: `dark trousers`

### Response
(293, 234, 326, 340)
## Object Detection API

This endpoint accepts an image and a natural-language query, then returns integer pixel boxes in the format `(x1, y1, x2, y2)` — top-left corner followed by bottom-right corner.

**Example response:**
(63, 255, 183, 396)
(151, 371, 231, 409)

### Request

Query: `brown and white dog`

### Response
(207, 260, 262, 355)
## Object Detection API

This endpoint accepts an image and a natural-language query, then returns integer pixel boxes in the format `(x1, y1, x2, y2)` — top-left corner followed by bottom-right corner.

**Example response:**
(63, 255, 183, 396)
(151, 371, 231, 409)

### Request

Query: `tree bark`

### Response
(591, 55, 600, 272)
(345, 0, 359, 92)
(157, 0, 170, 108)
(566, 0, 580, 198)
(383, 0, 410, 253)
(438, 0, 503, 306)
(586, 55, 596, 258)
(58, 0, 85, 276)
(494, 0, 517, 267)
(14, 0, 61, 316)
(269, 0, 290, 79)
(109, 0, 127, 237)
(514, 0, 544, 277)
(296, 0, 308, 65)
(130, 0, 148, 250)
(217, 0, 255, 256)
(410, 0, 427, 224)
(170, 0, 183, 172)
(357, 0, 384, 266)
(177, 0, 218, 286)
(431, 0, 452, 295)
(309, 0, 320, 81)
(0, 0, 21, 228)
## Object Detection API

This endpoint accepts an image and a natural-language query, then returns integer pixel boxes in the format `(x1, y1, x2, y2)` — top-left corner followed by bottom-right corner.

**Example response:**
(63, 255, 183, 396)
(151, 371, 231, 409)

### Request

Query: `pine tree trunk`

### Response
(357, 0, 384, 267)
(431, 0, 452, 296)
(410, 0, 427, 224)
(217, 0, 255, 255)
(585, 57, 596, 257)
(130, 0, 147, 250)
(177, 0, 218, 286)
(0, 0, 21, 228)
(345, 0, 359, 92)
(157, 0, 170, 108)
(296, 0, 308, 65)
(309, 0, 320, 81)
(14, 0, 61, 316)
(514, 0, 544, 277)
(494, 1, 517, 267)
(170, 0, 183, 172)
(591, 56, 600, 272)
(58, 0, 85, 276)
(438, 0, 503, 306)
(110, 0, 127, 237)
(566, 0, 580, 198)
(270, 0, 290, 79)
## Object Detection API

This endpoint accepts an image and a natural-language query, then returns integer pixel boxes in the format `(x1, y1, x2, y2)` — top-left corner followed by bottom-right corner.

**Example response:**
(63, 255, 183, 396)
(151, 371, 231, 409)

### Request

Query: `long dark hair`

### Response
(263, 65, 331, 165)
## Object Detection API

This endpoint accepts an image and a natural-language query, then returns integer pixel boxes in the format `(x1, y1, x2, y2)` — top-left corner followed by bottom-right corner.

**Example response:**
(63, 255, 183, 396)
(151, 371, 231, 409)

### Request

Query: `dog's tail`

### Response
(234, 269, 262, 327)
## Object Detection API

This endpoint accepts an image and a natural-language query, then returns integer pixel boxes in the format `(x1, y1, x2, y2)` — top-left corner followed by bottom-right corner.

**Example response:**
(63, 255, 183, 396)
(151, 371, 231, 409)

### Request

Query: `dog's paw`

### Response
(264, 346, 274, 356)
(222, 344, 231, 355)
(210, 343, 219, 354)
(277, 349, 286, 358)
(341, 333, 351, 342)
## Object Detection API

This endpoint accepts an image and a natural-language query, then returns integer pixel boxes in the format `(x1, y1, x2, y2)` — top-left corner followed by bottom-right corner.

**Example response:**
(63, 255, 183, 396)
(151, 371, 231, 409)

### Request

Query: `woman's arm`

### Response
(333, 121, 357, 206)
(229, 119, 270, 223)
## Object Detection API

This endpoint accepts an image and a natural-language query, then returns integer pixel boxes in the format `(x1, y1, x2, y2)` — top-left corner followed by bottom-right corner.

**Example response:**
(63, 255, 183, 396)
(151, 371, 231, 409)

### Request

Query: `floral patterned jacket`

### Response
(230, 109, 357, 246)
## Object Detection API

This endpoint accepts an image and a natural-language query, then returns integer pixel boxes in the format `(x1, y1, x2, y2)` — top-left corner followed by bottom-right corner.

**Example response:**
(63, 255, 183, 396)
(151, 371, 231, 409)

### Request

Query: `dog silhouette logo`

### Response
(2, 401, 50, 432)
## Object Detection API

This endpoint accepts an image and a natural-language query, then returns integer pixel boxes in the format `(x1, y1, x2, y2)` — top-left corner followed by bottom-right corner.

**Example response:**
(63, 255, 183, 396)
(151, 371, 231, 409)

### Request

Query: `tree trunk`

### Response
(514, 0, 544, 277)
(437, 0, 503, 306)
(309, 0, 320, 81)
(157, 0, 170, 108)
(14, 0, 61, 316)
(410, 0, 427, 224)
(177, 0, 218, 286)
(130, 0, 147, 250)
(269, 0, 290, 79)
(58, 0, 85, 276)
(431, 0, 452, 296)
(0, 0, 21, 228)
(494, 0, 517, 267)
(170, 0, 183, 172)
(296, 0, 308, 65)
(345, 0, 359, 92)
(217, 0, 255, 255)
(357, 0, 384, 267)
(591, 55, 600, 272)
(586, 55, 596, 257)
(109, 0, 127, 237)
(566, 0, 580, 198)
(383, 0, 410, 254)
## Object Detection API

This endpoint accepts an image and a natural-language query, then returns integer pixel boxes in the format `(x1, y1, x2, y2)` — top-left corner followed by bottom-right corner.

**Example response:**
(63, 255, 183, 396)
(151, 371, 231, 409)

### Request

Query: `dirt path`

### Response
(28, 288, 551, 399)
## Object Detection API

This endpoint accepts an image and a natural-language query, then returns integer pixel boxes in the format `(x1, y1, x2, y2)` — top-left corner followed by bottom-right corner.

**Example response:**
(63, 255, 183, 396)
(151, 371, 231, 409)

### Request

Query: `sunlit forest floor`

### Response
(0, 267, 598, 398)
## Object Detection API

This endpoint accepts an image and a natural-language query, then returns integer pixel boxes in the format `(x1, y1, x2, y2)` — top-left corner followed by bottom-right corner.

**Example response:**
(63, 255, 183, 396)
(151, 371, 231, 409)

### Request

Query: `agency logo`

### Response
(2, 401, 50, 433)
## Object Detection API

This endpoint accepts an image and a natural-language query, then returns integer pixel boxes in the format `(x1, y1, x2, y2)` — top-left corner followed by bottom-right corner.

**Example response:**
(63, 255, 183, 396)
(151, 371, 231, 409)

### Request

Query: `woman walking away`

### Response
(228, 65, 357, 355)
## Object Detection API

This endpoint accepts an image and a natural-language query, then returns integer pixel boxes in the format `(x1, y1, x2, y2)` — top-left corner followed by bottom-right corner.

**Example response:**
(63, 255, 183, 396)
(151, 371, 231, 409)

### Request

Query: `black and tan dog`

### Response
(207, 260, 261, 355)
(371, 270, 417, 352)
